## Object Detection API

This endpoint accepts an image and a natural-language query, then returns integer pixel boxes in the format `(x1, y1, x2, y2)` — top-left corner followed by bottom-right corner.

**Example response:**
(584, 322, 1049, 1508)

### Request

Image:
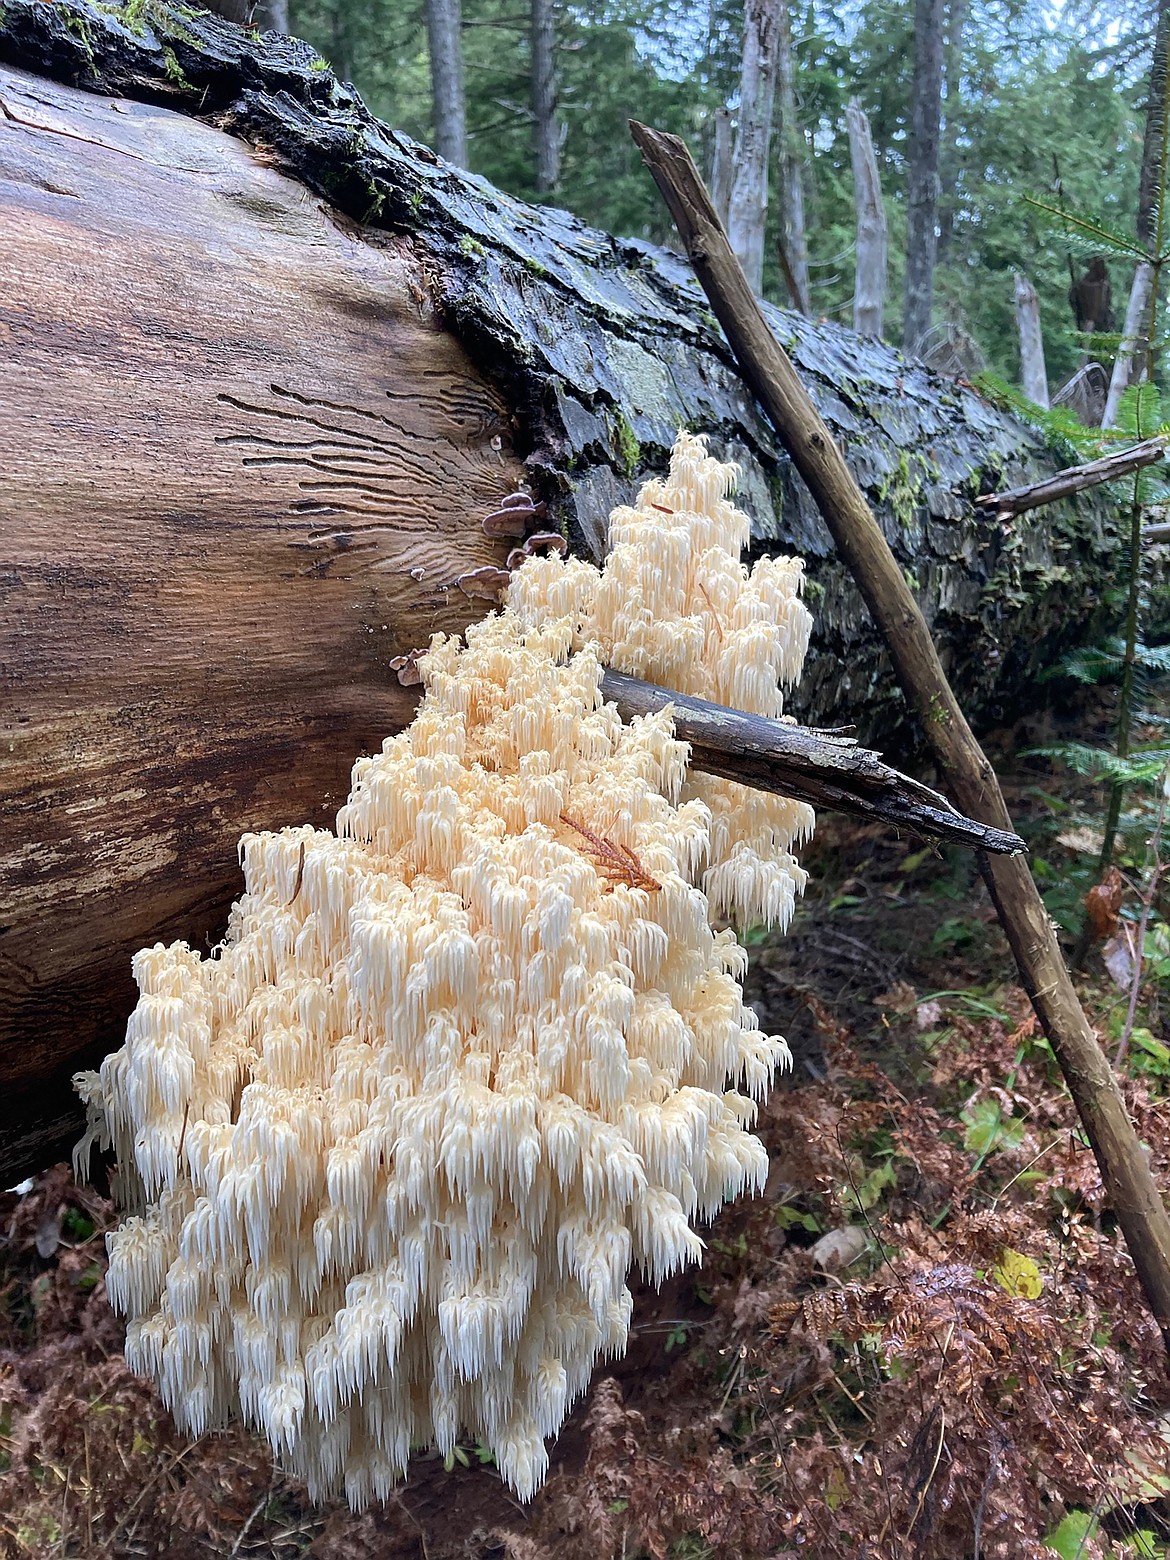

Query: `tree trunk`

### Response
(847, 97, 887, 337)
(936, 0, 966, 263)
(710, 104, 733, 229)
(1108, 3, 1170, 417)
(903, 0, 944, 354)
(1014, 273, 1050, 408)
(1138, 0, 1170, 251)
(727, 0, 779, 295)
(330, 0, 353, 87)
(0, 0, 1132, 1178)
(1103, 262, 1155, 429)
(776, 0, 809, 313)
(530, 0, 560, 196)
(253, 0, 289, 31)
(426, 0, 467, 168)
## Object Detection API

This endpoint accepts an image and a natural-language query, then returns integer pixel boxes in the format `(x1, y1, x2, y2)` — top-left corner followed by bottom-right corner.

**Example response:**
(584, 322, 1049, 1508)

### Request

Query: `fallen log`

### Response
(0, 0, 1128, 1177)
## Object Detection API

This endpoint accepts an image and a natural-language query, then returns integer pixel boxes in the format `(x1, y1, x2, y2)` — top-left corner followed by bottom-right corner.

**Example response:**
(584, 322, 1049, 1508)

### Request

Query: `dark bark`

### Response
(903, 0, 944, 353)
(530, 0, 560, 195)
(629, 115, 1170, 1353)
(426, 0, 466, 167)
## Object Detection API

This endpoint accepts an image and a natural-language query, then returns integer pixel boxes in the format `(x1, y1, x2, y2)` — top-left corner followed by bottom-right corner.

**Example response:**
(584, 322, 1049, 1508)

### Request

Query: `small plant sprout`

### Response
(74, 432, 813, 1509)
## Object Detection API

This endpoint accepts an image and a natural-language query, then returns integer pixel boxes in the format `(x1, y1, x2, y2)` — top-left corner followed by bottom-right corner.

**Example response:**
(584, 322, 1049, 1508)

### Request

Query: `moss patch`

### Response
(877, 449, 938, 529)
(612, 411, 640, 476)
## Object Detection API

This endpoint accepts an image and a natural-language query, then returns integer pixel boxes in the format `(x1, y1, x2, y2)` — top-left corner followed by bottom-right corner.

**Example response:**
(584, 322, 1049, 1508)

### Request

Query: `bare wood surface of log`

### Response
(629, 117, 1170, 1350)
(0, 63, 524, 1178)
(600, 671, 1025, 854)
(976, 436, 1168, 518)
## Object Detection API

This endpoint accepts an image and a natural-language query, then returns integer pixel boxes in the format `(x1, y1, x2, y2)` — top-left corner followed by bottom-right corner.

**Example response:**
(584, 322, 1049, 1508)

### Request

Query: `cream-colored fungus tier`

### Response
(75, 432, 814, 1508)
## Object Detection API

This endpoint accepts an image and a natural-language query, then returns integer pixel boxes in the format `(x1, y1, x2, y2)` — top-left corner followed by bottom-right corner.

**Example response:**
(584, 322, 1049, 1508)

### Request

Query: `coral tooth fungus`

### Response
(76, 432, 814, 1506)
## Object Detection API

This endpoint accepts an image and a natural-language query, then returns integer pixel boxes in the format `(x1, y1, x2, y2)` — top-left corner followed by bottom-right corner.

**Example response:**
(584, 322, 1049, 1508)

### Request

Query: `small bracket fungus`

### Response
(455, 564, 512, 601)
(481, 495, 547, 538)
(388, 649, 425, 688)
(76, 432, 814, 1510)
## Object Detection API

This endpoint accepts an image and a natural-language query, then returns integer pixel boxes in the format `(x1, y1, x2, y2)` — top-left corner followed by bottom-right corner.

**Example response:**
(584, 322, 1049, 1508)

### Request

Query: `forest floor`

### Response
(3, 709, 1170, 1560)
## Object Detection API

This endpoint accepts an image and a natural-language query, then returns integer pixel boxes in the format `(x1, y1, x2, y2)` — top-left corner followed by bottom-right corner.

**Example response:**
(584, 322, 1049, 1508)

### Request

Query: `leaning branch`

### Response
(600, 670, 1024, 854)
(628, 116, 1170, 1352)
(975, 435, 1167, 518)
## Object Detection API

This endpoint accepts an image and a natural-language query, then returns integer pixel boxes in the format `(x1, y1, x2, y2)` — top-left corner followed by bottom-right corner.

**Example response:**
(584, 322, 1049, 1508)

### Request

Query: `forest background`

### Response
(260, 0, 1155, 394)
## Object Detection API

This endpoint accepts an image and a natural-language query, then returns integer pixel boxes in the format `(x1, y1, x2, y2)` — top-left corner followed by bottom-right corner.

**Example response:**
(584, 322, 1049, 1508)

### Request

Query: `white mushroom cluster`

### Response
(509, 430, 815, 930)
(75, 431, 813, 1508)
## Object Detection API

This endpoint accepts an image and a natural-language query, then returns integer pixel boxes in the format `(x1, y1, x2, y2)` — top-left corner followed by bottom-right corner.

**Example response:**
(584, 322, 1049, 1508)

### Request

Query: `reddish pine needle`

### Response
(286, 841, 306, 907)
(559, 812, 662, 892)
(698, 580, 723, 644)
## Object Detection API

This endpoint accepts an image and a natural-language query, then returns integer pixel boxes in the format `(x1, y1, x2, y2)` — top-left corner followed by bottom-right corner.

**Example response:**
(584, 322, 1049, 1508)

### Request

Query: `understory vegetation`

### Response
(6, 698, 1170, 1559)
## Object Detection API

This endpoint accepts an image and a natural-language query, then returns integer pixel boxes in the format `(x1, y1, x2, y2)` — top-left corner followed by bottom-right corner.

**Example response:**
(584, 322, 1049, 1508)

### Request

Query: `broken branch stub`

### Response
(599, 670, 1025, 855)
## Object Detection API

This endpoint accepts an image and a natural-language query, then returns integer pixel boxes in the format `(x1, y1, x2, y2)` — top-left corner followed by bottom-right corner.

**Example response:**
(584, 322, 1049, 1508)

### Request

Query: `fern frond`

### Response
(1046, 642, 1124, 685)
(1024, 197, 1149, 261)
(1028, 742, 1170, 783)
(1114, 384, 1166, 440)
(971, 373, 1103, 460)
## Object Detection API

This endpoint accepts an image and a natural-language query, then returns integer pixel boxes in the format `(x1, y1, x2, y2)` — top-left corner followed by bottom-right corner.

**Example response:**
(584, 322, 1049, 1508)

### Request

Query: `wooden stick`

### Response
(629, 117, 1170, 1353)
(975, 435, 1167, 518)
(600, 670, 1024, 855)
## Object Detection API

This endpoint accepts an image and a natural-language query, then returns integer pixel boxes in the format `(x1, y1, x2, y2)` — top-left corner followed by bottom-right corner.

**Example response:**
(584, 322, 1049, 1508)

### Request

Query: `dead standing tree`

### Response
(0, 0, 1131, 1175)
(903, 0, 945, 353)
(846, 97, 887, 336)
(727, 0, 779, 294)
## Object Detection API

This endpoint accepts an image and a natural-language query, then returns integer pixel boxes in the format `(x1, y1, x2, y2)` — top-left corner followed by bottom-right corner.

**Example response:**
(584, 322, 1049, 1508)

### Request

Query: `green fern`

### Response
(1048, 638, 1170, 686)
(971, 373, 1106, 460)
(1029, 742, 1170, 785)
(1023, 197, 1156, 262)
